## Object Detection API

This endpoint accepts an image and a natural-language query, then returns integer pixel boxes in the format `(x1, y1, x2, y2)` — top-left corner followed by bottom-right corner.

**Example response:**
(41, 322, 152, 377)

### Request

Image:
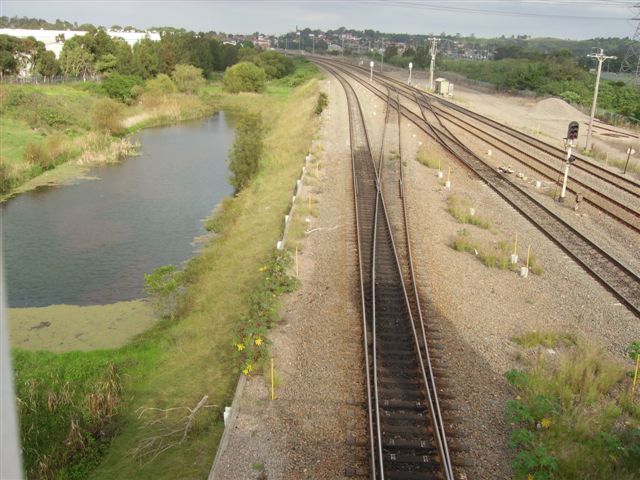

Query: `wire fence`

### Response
(1, 75, 102, 84)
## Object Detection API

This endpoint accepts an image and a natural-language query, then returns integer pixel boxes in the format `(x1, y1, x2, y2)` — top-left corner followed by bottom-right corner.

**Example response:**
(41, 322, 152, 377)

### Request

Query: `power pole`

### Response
(311, 33, 315, 55)
(620, 3, 640, 84)
(585, 48, 617, 151)
(428, 37, 440, 91)
(380, 38, 384, 72)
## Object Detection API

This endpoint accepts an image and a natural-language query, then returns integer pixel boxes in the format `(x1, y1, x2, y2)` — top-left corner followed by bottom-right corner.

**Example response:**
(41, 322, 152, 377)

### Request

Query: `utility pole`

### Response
(311, 33, 315, 55)
(585, 48, 616, 151)
(380, 39, 384, 72)
(341, 35, 345, 57)
(428, 37, 440, 91)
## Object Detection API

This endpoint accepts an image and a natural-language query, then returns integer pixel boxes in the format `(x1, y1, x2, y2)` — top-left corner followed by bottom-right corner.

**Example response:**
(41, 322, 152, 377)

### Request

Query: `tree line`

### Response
(0, 28, 258, 82)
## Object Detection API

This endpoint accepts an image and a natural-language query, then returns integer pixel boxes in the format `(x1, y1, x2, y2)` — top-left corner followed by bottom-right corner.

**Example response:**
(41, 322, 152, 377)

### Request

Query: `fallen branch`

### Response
(131, 395, 218, 466)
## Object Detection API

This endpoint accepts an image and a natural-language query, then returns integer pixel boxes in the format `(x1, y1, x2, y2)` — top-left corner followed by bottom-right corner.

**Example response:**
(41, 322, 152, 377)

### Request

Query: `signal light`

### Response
(567, 121, 579, 141)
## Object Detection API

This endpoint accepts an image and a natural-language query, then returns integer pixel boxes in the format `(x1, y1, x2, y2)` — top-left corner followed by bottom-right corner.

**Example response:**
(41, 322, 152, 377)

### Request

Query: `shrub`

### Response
(101, 73, 144, 103)
(144, 264, 184, 319)
(23, 142, 54, 170)
(171, 64, 205, 94)
(145, 73, 177, 96)
(223, 62, 266, 94)
(92, 98, 124, 135)
(559, 90, 581, 104)
(256, 51, 295, 79)
(229, 112, 264, 192)
(315, 92, 328, 115)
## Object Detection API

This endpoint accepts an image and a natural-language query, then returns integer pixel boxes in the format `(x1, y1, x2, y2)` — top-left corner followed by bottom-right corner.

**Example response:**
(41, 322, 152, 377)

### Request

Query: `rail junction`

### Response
(311, 55, 640, 479)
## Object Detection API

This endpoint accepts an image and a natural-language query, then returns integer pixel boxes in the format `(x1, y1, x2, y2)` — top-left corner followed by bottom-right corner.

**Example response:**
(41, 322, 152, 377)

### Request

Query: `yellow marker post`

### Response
(526, 244, 531, 269)
(271, 358, 276, 400)
(295, 247, 299, 277)
(632, 353, 640, 397)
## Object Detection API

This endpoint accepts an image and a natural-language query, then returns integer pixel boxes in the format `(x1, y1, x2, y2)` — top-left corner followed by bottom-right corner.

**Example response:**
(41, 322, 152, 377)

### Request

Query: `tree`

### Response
(171, 64, 205, 93)
(35, 50, 58, 81)
(0, 34, 18, 80)
(145, 73, 177, 95)
(59, 42, 94, 80)
(228, 112, 263, 192)
(132, 38, 163, 78)
(95, 53, 118, 74)
(223, 62, 266, 93)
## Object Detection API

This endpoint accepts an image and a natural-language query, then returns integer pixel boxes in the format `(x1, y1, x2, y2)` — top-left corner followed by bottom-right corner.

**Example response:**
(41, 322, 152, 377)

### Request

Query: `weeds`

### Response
(315, 92, 329, 115)
(232, 250, 299, 375)
(452, 229, 543, 274)
(512, 331, 577, 349)
(447, 194, 491, 228)
(416, 145, 440, 169)
(505, 338, 640, 479)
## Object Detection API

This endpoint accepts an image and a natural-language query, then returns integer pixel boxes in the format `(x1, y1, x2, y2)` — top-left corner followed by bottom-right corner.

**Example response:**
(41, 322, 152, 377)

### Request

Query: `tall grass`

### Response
(506, 337, 640, 479)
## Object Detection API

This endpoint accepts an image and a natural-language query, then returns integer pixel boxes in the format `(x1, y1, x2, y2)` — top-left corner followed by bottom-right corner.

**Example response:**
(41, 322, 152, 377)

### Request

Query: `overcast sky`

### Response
(2, 0, 638, 40)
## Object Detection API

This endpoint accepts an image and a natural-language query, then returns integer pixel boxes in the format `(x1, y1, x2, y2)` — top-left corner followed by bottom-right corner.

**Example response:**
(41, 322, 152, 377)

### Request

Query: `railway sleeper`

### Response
(384, 470, 444, 480)
(383, 437, 436, 451)
(377, 386, 423, 397)
(384, 452, 441, 467)
(381, 424, 431, 435)
(381, 399, 428, 411)
(381, 411, 427, 422)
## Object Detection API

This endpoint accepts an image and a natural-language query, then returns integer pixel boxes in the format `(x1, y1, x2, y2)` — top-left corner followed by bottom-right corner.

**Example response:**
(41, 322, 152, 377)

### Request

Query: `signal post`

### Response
(560, 121, 579, 202)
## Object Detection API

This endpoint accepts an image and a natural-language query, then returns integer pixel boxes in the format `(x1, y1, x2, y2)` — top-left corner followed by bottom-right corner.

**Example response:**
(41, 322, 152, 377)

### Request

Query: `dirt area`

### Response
(212, 68, 639, 480)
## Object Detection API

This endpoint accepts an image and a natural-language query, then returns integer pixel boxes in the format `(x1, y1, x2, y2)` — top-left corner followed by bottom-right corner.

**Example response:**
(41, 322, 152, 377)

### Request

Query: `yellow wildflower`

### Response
(541, 418, 552, 429)
(527, 475, 534, 480)
(259, 266, 267, 272)
(255, 338, 263, 346)
(242, 367, 249, 375)
(236, 343, 245, 351)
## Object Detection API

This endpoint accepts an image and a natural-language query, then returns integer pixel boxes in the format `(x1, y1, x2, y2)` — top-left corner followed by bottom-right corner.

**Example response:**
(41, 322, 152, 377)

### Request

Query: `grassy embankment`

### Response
(506, 333, 640, 479)
(11, 63, 321, 479)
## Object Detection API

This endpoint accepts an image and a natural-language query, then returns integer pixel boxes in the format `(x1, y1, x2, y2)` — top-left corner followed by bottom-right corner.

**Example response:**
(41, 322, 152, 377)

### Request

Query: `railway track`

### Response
(327, 59, 640, 233)
(321, 63, 456, 479)
(313, 57, 640, 318)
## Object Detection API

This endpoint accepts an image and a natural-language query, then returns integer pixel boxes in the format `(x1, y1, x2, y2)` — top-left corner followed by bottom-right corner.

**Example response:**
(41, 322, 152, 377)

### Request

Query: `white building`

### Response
(0, 28, 161, 58)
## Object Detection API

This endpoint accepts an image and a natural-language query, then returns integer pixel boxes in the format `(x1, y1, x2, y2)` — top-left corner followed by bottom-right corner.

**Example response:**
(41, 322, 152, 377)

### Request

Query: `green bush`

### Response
(145, 73, 177, 95)
(229, 112, 264, 191)
(223, 62, 266, 94)
(144, 264, 184, 320)
(92, 98, 124, 135)
(315, 92, 328, 115)
(101, 73, 144, 103)
(256, 51, 295, 79)
(171, 64, 205, 94)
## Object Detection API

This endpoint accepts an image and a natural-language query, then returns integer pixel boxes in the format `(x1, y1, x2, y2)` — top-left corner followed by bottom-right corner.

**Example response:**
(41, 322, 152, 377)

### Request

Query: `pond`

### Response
(2, 113, 235, 307)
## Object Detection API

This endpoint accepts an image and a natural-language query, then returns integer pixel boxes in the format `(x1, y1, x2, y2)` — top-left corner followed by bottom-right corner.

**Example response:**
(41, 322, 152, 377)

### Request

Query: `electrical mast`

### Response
(585, 49, 617, 151)
(428, 37, 439, 91)
(620, 3, 640, 84)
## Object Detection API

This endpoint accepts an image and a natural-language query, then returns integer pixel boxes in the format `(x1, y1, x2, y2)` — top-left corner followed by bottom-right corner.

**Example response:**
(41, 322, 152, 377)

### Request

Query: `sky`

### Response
(2, 0, 639, 40)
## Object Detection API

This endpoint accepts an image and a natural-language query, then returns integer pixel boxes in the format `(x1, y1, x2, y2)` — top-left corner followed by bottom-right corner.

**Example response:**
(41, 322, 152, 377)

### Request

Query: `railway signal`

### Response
(560, 121, 579, 202)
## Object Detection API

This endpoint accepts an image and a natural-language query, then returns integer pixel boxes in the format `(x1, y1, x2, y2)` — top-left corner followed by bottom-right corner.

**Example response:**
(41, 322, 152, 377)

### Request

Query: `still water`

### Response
(2, 113, 235, 307)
